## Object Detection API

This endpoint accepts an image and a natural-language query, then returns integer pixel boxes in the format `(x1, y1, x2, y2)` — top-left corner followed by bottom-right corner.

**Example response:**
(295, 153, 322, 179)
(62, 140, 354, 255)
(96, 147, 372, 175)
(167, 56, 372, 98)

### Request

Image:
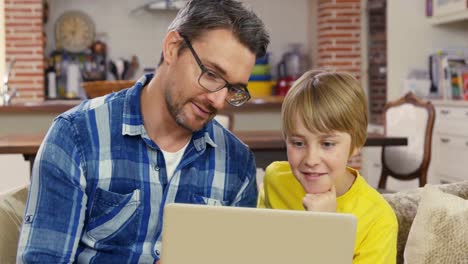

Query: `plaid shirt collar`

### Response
(121, 73, 217, 151)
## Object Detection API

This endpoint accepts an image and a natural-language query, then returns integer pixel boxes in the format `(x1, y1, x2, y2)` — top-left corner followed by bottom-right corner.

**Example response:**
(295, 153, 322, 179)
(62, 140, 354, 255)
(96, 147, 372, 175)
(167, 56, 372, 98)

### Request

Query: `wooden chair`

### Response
(378, 92, 435, 190)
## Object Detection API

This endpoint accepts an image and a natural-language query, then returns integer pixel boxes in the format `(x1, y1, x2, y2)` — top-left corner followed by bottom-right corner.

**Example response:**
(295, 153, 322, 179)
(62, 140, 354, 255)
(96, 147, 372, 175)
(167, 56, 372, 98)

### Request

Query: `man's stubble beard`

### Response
(164, 86, 214, 133)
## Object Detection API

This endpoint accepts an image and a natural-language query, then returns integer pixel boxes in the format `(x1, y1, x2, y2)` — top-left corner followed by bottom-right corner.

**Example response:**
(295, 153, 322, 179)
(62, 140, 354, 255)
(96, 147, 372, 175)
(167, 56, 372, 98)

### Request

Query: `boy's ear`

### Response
(162, 31, 183, 65)
(350, 147, 361, 158)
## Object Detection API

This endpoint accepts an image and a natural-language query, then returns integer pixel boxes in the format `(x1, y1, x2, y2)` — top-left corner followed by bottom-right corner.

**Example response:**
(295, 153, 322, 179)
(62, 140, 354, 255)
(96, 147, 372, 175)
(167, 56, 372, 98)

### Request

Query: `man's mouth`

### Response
(192, 102, 214, 119)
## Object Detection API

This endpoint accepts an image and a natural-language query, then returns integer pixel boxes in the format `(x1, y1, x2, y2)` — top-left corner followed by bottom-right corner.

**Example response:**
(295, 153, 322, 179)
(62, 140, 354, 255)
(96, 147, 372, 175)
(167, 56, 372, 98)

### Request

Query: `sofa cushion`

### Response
(404, 185, 468, 264)
(383, 181, 468, 264)
(0, 185, 29, 263)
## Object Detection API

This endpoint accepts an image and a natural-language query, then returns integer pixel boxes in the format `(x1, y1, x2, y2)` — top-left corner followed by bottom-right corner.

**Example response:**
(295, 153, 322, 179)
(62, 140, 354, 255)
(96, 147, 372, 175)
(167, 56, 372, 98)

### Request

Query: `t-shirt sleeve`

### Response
(257, 185, 269, 208)
(353, 213, 398, 264)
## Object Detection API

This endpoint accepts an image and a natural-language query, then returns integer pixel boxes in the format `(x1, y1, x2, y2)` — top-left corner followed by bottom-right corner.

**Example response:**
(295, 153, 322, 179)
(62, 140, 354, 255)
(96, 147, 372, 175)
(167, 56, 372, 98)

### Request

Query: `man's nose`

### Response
(206, 88, 228, 110)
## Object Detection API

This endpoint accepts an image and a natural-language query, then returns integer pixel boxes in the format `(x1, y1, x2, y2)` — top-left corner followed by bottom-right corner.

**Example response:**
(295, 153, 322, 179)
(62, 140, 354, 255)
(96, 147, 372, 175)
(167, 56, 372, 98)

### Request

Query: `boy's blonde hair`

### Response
(281, 69, 368, 154)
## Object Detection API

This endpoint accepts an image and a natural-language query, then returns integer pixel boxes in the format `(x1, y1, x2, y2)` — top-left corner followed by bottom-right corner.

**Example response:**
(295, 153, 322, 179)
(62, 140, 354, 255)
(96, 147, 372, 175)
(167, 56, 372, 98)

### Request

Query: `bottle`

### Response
(66, 60, 81, 98)
(45, 58, 56, 99)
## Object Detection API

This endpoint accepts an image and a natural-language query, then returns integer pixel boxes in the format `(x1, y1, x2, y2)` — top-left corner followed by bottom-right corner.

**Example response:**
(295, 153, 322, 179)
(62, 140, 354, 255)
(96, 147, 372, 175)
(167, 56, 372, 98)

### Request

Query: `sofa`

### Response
(2, 181, 468, 263)
(0, 185, 28, 264)
(383, 181, 468, 264)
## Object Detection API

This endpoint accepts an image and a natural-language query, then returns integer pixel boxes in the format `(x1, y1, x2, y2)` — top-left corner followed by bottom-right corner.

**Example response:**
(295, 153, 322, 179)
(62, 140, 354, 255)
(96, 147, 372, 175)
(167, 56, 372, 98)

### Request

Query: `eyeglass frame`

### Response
(179, 33, 252, 107)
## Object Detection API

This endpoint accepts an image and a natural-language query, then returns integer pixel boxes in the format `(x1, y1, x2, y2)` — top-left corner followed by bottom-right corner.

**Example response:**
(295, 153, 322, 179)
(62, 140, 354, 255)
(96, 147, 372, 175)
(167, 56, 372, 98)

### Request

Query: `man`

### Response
(17, 0, 270, 263)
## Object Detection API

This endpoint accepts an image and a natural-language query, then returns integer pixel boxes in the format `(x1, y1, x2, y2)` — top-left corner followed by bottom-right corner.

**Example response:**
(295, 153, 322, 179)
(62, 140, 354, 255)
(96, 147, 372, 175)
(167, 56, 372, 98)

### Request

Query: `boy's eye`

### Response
(322, 141, 336, 148)
(291, 140, 305, 147)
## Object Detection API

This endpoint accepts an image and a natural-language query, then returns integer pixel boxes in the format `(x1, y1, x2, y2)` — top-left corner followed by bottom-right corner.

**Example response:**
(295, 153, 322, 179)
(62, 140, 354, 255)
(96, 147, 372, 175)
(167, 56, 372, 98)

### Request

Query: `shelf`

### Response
(429, 9, 468, 25)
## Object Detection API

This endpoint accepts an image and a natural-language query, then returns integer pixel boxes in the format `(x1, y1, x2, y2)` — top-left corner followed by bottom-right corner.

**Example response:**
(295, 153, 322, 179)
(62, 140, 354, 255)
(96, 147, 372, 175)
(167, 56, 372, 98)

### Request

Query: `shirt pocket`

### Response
(83, 188, 141, 247)
(191, 194, 227, 206)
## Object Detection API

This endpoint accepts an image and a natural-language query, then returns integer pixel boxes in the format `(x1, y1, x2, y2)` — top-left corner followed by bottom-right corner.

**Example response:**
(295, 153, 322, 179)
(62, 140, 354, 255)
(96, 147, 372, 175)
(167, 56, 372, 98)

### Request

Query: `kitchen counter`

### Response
(0, 100, 81, 114)
(0, 96, 284, 135)
(0, 96, 284, 114)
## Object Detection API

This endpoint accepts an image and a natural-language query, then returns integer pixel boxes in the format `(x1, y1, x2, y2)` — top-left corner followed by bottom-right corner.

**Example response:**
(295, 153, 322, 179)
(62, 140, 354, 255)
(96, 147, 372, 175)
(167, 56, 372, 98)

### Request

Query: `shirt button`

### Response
(155, 250, 160, 255)
(154, 165, 160, 171)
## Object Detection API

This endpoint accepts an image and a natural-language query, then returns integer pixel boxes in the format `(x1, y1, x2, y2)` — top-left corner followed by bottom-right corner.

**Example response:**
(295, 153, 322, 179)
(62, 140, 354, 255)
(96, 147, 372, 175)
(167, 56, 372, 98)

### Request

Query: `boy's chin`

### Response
(303, 183, 332, 194)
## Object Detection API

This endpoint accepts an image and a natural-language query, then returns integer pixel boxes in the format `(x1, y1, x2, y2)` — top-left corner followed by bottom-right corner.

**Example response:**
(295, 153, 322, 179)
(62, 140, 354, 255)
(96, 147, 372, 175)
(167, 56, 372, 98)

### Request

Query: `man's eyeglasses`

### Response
(180, 34, 251, 107)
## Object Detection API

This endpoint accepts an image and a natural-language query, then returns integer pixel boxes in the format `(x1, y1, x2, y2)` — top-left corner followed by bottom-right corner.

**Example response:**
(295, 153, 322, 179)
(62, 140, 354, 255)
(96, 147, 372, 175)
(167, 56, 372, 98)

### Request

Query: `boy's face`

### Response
(286, 115, 357, 195)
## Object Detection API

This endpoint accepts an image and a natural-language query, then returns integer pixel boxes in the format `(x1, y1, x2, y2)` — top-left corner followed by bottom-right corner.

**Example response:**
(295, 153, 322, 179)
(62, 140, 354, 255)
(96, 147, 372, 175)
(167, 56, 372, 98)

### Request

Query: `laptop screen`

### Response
(160, 203, 357, 264)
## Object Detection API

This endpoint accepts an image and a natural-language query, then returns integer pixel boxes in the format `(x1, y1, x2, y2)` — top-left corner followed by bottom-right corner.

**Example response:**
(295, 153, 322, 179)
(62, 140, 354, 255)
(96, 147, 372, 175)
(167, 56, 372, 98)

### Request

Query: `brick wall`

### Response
(4, 0, 44, 103)
(317, 0, 362, 80)
(317, 0, 363, 169)
(367, 0, 386, 124)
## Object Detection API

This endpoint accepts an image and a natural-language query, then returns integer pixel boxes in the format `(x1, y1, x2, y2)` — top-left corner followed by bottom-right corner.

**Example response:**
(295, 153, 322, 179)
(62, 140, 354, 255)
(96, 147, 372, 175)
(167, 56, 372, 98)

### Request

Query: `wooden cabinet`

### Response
(430, 0, 468, 25)
(430, 10, 468, 25)
(431, 102, 468, 183)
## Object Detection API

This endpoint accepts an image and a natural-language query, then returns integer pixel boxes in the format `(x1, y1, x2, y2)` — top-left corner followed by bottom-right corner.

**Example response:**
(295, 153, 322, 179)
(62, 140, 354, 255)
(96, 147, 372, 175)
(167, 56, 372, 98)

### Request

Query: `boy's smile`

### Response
(301, 172, 327, 181)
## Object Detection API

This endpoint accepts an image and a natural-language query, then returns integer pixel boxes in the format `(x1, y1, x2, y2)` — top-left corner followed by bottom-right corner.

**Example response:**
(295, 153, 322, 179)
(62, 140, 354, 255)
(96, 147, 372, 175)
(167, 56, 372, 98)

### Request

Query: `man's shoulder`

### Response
(210, 120, 249, 150)
(58, 92, 125, 123)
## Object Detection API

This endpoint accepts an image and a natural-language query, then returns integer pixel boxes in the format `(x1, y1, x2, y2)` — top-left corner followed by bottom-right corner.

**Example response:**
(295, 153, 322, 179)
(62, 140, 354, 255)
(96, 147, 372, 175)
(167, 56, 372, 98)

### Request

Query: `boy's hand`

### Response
(302, 185, 337, 212)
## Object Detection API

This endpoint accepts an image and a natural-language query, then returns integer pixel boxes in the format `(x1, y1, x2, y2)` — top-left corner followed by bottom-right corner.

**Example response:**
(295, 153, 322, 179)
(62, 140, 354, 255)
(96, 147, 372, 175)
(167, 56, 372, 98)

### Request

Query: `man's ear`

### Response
(162, 31, 183, 65)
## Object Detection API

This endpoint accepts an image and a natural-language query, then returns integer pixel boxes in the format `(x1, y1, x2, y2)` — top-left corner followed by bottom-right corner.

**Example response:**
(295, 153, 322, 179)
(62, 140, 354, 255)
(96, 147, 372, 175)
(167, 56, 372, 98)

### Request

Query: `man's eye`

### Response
(205, 70, 220, 80)
(229, 86, 245, 94)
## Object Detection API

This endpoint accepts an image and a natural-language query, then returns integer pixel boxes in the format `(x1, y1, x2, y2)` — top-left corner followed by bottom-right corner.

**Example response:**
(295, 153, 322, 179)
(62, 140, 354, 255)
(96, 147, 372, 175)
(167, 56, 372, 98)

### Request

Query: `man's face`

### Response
(165, 29, 256, 132)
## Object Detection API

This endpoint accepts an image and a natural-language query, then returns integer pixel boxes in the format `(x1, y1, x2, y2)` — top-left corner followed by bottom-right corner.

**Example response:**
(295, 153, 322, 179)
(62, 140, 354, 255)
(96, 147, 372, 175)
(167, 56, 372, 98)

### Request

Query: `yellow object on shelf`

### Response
(248, 81, 275, 98)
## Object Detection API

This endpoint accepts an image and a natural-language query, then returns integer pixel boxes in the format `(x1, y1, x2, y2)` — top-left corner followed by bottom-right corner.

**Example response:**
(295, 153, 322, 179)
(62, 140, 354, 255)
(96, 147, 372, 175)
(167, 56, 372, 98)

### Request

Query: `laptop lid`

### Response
(160, 203, 357, 264)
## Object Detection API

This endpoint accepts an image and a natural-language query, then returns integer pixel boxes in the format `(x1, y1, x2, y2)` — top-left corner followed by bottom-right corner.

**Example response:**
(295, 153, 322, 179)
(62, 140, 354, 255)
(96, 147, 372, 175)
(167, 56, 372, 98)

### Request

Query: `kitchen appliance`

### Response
(131, 0, 187, 14)
(276, 44, 308, 96)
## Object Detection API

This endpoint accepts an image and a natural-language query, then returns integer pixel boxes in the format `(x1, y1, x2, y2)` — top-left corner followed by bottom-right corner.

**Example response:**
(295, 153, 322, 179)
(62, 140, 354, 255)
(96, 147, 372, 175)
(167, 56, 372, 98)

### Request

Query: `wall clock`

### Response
(55, 10, 95, 53)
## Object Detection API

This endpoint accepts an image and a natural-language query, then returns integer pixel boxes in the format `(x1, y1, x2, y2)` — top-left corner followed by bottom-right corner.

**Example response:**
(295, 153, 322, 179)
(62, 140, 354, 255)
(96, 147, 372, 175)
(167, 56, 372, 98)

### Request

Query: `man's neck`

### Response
(141, 75, 192, 152)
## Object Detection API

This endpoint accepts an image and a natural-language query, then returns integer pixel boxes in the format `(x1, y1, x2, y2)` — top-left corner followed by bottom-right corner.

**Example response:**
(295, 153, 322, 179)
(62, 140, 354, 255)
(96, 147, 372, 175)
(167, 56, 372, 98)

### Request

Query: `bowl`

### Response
(248, 81, 275, 98)
(82, 80, 136, 99)
(255, 53, 270, 65)
(249, 74, 272, 81)
(251, 64, 271, 76)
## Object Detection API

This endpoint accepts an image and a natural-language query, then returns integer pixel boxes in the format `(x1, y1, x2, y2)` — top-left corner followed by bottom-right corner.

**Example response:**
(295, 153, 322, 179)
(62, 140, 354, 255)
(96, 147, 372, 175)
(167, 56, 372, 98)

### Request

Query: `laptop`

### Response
(160, 203, 357, 264)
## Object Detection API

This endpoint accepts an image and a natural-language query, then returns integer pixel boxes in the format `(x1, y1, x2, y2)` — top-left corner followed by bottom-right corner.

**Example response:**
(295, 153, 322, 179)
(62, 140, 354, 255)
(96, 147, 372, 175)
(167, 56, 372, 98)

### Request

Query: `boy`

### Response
(258, 69, 398, 263)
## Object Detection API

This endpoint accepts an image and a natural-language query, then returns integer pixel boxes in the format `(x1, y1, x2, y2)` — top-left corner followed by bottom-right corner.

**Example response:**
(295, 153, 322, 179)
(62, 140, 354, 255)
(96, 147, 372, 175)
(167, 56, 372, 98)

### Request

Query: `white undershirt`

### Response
(160, 139, 191, 181)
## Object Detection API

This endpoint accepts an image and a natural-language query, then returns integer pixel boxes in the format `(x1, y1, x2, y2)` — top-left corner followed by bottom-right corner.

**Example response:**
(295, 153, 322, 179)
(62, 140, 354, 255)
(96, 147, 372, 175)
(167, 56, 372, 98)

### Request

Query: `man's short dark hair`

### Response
(158, 0, 270, 66)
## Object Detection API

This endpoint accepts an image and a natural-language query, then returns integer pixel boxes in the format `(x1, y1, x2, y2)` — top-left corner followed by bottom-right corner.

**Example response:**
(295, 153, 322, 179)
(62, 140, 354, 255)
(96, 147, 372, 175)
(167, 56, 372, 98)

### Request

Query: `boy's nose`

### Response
(304, 148, 321, 167)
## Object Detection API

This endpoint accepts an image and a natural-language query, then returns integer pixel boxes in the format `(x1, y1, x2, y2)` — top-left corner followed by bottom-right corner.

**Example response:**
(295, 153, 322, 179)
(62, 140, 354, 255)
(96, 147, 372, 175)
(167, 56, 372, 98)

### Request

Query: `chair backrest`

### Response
(214, 113, 234, 131)
(378, 92, 435, 189)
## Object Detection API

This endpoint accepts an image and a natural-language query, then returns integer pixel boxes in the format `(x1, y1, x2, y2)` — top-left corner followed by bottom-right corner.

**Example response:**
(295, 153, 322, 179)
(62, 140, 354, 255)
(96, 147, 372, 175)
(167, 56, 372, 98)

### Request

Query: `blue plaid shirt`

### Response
(17, 74, 258, 263)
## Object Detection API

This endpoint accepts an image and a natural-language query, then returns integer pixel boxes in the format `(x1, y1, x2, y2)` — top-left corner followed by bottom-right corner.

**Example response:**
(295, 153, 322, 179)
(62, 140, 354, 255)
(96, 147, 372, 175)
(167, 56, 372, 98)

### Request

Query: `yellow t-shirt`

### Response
(258, 161, 398, 264)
